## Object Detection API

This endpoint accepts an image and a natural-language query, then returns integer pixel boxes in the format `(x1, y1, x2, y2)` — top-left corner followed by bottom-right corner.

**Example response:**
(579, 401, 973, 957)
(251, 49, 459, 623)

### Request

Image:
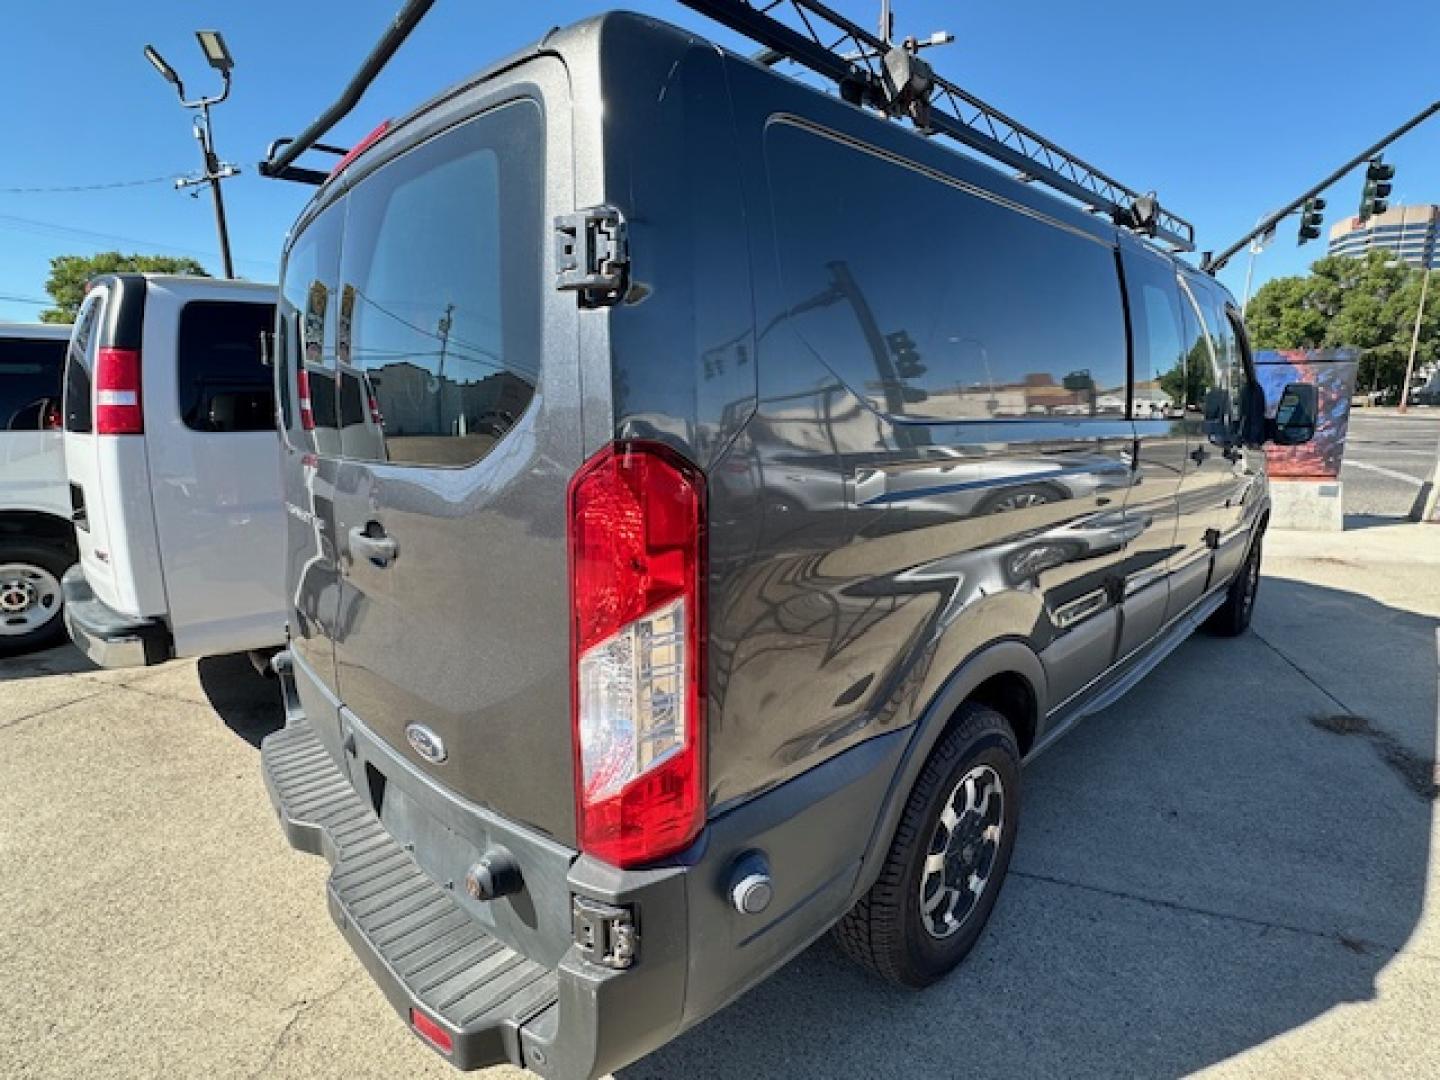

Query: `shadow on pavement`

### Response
(620, 577, 1437, 1079)
(0, 643, 98, 681)
(198, 653, 285, 748)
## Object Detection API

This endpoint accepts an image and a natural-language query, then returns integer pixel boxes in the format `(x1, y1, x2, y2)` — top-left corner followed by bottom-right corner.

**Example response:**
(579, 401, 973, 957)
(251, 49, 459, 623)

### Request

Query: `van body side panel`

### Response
(704, 58, 1138, 810)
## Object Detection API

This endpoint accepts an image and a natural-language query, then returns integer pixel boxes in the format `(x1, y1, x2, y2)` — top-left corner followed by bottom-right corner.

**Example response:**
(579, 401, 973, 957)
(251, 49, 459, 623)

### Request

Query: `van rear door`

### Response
(62, 278, 168, 619)
(327, 77, 583, 843)
(141, 284, 283, 656)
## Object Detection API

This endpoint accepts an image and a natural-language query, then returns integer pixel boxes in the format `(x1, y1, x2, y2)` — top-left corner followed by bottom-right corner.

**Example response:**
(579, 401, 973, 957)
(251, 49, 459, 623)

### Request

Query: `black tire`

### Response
(833, 704, 1020, 987)
(976, 482, 1066, 516)
(1205, 535, 1262, 638)
(0, 540, 75, 657)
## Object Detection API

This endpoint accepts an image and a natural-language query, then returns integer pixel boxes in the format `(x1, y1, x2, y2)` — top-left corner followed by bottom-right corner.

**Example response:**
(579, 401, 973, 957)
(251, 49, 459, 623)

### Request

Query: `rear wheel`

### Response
(0, 541, 74, 656)
(833, 704, 1020, 987)
(1205, 535, 1262, 638)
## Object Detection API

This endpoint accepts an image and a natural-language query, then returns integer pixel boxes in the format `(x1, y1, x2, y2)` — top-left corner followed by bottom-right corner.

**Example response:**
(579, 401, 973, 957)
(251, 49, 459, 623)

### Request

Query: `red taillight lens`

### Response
(296, 368, 316, 431)
(94, 347, 143, 434)
(568, 441, 706, 868)
(408, 1008, 453, 1055)
(42, 400, 61, 430)
(367, 392, 383, 426)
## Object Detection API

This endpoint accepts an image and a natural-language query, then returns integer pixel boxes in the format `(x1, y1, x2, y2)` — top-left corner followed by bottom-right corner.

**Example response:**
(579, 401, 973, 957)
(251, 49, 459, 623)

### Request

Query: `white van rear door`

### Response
(141, 284, 284, 657)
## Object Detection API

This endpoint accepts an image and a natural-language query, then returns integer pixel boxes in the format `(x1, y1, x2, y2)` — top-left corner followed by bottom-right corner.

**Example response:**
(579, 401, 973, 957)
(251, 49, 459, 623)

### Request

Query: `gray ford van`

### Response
(258, 10, 1316, 1077)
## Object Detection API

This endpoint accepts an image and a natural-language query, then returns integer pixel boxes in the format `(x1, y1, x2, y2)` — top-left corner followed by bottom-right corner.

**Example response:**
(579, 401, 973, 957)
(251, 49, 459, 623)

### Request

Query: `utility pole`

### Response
(1400, 263, 1431, 413)
(143, 32, 239, 278)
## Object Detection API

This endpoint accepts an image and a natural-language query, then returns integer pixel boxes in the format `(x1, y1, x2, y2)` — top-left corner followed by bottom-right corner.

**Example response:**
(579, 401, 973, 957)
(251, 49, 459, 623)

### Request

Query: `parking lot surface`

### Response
(3, 523, 1438, 1079)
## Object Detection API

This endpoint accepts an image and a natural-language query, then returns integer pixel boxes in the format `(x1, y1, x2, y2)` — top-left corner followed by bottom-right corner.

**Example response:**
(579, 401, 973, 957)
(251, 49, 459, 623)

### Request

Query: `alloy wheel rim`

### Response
(0, 563, 62, 636)
(919, 763, 1006, 939)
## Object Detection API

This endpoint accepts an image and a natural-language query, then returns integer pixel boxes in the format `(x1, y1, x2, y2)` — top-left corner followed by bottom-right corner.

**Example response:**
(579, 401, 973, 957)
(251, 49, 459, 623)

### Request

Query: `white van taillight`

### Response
(296, 368, 316, 431)
(568, 441, 705, 868)
(94, 347, 143, 434)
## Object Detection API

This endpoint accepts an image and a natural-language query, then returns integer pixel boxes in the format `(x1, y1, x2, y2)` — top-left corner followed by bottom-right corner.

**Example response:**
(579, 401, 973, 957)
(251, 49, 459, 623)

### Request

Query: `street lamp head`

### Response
(195, 30, 234, 75)
(143, 44, 182, 87)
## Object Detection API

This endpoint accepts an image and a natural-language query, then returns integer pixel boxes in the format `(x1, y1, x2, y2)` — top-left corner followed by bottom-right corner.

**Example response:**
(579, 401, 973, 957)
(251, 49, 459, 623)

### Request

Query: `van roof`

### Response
(0, 321, 71, 338)
(92, 273, 276, 292)
(284, 11, 1196, 268)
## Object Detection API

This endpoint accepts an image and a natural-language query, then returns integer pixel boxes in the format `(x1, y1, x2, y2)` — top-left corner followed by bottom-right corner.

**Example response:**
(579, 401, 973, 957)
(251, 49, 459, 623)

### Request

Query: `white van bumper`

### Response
(60, 565, 171, 667)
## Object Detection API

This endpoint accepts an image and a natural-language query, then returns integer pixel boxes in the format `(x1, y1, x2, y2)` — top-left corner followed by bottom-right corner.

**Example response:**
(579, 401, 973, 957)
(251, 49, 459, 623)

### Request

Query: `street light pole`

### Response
(193, 104, 235, 277)
(143, 32, 239, 278)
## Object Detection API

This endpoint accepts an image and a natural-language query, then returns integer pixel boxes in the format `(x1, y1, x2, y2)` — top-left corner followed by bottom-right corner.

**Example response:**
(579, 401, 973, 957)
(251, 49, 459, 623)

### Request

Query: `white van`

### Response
(60, 274, 284, 667)
(0, 322, 76, 653)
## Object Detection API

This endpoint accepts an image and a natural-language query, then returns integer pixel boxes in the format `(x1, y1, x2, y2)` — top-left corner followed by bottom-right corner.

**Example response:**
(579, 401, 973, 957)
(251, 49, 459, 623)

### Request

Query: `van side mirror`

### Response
(1268, 382, 1317, 446)
(1202, 387, 1230, 441)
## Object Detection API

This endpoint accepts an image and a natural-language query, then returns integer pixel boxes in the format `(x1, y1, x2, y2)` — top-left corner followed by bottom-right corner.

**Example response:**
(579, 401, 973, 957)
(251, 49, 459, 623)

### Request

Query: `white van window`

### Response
(336, 99, 543, 467)
(63, 295, 103, 433)
(177, 301, 277, 432)
(0, 336, 67, 432)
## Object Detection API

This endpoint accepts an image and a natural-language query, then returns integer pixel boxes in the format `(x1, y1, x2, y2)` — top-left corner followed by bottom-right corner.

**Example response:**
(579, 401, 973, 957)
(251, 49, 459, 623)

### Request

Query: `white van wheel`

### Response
(0, 543, 72, 654)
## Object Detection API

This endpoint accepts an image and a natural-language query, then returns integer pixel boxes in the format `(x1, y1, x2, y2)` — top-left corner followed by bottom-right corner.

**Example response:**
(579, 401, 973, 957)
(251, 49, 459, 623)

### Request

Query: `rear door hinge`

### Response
(572, 895, 637, 969)
(555, 206, 629, 307)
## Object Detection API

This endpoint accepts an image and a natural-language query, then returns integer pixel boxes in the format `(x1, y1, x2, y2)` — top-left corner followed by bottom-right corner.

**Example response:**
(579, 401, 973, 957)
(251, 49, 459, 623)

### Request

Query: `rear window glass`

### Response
(64, 296, 101, 433)
(334, 99, 543, 467)
(0, 335, 67, 432)
(177, 300, 277, 432)
(766, 121, 1128, 421)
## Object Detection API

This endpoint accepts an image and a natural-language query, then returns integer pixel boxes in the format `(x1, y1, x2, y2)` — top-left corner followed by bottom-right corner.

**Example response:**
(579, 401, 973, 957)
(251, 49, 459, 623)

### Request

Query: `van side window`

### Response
(278, 202, 343, 447)
(177, 301, 278, 432)
(337, 99, 543, 467)
(1177, 281, 1230, 439)
(1122, 251, 1191, 420)
(766, 122, 1128, 421)
(63, 295, 102, 433)
(0, 336, 67, 432)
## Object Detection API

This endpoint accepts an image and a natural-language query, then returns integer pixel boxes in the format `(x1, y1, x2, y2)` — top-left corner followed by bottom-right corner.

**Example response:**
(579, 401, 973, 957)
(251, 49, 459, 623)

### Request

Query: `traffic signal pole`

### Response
(1203, 99, 1440, 274)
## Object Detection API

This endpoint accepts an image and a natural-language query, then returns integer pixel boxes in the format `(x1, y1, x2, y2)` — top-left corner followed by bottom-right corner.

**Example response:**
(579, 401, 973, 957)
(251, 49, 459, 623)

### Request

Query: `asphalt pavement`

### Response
(2, 522, 1438, 1079)
(1341, 408, 1440, 522)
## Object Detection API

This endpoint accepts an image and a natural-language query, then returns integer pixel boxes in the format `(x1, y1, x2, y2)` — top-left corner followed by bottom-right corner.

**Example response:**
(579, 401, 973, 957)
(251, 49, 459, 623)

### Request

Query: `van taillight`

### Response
(296, 368, 316, 431)
(568, 441, 706, 868)
(94, 347, 143, 435)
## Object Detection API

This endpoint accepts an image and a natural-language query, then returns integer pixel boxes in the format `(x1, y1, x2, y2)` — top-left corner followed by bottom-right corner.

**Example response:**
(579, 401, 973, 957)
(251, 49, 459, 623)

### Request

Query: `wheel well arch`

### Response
(851, 640, 1045, 900)
(0, 510, 78, 555)
(966, 670, 1038, 757)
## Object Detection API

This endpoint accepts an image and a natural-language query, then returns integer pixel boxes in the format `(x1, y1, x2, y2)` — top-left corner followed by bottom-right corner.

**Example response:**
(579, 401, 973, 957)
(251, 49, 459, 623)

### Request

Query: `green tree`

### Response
(41, 251, 208, 323)
(1245, 251, 1437, 398)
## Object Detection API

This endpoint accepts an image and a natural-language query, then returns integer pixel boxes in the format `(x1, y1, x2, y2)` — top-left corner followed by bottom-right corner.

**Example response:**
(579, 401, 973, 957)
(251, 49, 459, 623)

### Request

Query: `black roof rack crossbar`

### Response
(258, 0, 436, 185)
(680, 0, 1195, 252)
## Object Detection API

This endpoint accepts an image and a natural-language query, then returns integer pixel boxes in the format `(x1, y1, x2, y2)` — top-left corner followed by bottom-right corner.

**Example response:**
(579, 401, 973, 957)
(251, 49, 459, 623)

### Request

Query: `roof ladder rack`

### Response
(679, 0, 1195, 252)
(257, 0, 1195, 252)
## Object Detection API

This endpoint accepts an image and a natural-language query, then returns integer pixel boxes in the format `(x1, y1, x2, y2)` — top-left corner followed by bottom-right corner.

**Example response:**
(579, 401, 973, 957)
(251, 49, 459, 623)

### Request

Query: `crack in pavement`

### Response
(244, 969, 362, 1080)
(1009, 869, 1434, 961)
(0, 686, 112, 732)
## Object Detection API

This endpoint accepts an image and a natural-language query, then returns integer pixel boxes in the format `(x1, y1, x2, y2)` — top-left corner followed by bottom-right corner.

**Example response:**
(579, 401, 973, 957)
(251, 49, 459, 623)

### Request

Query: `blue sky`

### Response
(2, 0, 1437, 322)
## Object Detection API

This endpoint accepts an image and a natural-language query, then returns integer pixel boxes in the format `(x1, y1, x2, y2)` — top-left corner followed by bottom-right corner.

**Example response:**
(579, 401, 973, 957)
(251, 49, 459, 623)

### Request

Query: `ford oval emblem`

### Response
(405, 723, 447, 764)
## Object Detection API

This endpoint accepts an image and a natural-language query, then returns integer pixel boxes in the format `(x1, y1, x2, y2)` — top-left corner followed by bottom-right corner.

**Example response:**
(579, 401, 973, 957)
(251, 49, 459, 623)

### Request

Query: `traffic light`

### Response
(1297, 197, 1326, 244)
(886, 330, 926, 379)
(1359, 156, 1395, 220)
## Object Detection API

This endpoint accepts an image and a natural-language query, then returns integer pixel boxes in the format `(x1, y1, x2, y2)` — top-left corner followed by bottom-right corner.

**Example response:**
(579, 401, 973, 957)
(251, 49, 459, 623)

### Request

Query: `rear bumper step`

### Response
(261, 718, 560, 1071)
(60, 565, 170, 668)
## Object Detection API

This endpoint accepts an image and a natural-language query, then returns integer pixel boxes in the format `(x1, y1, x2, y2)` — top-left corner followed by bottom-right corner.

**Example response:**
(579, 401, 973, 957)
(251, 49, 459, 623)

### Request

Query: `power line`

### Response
(0, 293, 50, 306)
(0, 176, 177, 194)
(0, 212, 277, 272)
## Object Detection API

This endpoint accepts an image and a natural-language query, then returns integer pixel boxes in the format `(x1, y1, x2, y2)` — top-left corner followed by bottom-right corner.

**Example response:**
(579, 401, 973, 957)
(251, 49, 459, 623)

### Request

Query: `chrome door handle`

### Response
(348, 524, 398, 567)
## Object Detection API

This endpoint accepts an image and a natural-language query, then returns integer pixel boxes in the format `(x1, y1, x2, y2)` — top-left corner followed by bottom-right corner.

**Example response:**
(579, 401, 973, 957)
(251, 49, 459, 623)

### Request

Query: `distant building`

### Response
(1327, 204, 1440, 269)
